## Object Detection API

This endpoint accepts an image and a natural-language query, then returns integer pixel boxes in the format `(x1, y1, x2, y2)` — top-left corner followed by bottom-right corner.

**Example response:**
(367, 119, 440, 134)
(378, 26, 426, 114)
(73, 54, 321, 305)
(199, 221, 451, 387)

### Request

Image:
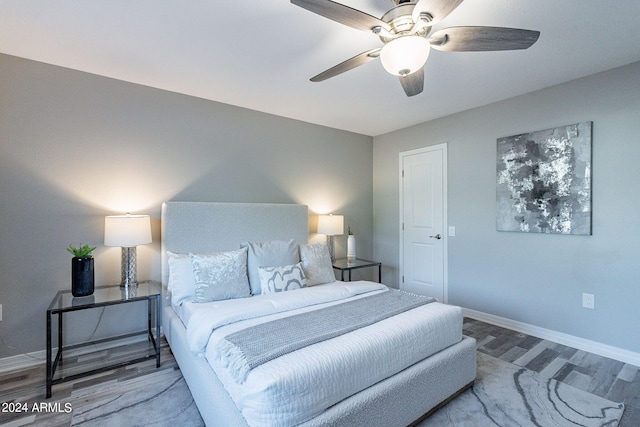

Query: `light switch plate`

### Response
(448, 226, 456, 237)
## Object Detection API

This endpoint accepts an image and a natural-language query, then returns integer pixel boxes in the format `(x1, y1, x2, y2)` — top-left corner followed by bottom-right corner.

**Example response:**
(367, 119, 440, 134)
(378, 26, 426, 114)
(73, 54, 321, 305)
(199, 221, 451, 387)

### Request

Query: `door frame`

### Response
(398, 143, 448, 302)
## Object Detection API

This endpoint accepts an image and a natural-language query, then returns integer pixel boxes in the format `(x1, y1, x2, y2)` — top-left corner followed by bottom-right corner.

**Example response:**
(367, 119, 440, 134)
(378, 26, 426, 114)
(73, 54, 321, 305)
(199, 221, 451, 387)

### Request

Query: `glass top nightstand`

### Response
(332, 258, 382, 283)
(46, 280, 161, 398)
(48, 280, 160, 312)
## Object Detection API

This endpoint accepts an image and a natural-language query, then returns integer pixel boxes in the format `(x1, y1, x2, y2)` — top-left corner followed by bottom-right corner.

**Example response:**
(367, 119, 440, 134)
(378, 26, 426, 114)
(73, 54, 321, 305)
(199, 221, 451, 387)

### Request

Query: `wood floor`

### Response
(1, 318, 638, 426)
(0, 341, 184, 426)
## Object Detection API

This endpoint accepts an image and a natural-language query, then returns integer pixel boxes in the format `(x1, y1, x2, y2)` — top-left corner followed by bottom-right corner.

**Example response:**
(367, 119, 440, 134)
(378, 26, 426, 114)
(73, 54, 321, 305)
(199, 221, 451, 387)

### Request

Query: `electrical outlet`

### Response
(582, 293, 595, 309)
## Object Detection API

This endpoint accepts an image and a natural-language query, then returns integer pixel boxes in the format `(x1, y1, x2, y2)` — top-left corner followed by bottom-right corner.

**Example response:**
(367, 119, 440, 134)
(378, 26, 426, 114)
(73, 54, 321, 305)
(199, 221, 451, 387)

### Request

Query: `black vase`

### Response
(71, 257, 95, 297)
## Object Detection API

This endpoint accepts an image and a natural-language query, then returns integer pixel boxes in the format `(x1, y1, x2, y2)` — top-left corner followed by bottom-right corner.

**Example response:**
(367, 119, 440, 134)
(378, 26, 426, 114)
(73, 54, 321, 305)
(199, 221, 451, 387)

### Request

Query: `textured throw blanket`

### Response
(217, 289, 435, 383)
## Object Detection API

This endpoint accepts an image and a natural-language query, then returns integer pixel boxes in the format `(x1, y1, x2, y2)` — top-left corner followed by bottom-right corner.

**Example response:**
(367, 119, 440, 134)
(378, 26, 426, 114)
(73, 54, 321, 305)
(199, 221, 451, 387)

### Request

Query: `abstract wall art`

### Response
(496, 121, 592, 235)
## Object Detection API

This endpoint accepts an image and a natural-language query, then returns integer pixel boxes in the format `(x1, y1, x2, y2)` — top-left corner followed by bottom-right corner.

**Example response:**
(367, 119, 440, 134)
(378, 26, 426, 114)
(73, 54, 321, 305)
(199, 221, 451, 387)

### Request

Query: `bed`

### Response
(161, 201, 476, 427)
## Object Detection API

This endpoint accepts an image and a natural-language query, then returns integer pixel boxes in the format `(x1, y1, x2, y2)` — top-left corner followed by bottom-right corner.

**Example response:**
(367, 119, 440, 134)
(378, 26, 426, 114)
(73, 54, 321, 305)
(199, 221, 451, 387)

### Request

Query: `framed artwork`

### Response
(496, 121, 592, 235)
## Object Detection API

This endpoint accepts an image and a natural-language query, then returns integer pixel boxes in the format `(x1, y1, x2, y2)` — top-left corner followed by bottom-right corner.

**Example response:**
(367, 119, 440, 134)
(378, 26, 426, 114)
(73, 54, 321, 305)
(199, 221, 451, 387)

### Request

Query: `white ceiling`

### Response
(2, 1, 640, 136)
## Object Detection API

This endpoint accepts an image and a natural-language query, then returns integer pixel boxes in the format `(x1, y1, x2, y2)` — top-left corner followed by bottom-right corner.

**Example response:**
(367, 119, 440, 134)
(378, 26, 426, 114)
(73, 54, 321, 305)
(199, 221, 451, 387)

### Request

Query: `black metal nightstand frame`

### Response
(332, 258, 382, 283)
(46, 281, 161, 398)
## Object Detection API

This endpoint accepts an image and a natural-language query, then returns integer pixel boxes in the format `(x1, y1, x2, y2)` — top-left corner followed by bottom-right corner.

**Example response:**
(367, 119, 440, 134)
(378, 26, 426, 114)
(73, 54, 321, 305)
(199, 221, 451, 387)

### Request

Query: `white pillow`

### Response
(167, 251, 196, 307)
(189, 247, 250, 302)
(241, 240, 299, 295)
(258, 262, 307, 294)
(299, 242, 336, 286)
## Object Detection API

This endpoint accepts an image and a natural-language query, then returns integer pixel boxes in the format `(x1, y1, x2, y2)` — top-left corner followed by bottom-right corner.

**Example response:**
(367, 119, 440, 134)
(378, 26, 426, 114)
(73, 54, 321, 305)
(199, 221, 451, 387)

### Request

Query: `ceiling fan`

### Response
(291, 0, 540, 96)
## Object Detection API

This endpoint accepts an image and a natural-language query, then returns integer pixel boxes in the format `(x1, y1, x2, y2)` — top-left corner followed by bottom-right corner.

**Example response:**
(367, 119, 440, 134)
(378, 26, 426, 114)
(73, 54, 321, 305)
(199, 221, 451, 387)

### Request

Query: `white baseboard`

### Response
(463, 308, 640, 367)
(0, 350, 46, 373)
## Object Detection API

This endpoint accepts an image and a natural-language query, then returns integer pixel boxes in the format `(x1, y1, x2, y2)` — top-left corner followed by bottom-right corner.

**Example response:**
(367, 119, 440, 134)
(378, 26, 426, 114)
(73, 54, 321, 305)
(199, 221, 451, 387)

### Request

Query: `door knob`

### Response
(429, 234, 442, 240)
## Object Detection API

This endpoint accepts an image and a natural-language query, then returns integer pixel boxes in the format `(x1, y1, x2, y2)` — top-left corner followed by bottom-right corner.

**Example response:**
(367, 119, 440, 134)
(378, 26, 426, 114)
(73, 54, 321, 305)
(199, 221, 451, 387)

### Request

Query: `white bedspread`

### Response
(183, 281, 463, 427)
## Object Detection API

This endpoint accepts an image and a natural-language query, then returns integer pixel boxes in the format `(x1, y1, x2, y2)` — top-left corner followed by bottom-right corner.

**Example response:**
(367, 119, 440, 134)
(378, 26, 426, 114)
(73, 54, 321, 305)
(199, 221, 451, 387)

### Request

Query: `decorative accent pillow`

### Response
(189, 247, 250, 302)
(299, 242, 336, 286)
(167, 251, 197, 307)
(241, 240, 299, 295)
(258, 262, 307, 294)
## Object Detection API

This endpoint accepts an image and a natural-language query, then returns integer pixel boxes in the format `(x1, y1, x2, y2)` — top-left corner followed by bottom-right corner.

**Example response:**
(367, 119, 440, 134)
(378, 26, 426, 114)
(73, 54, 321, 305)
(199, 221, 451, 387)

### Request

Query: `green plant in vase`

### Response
(67, 243, 96, 297)
(67, 244, 96, 258)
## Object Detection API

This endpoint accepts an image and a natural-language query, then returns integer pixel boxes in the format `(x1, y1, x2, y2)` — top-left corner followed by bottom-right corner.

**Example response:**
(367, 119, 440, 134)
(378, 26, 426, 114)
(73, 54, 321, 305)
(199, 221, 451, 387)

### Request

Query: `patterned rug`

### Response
(70, 368, 204, 427)
(67, 352, 624, 427)
(421, 352, 625, 427)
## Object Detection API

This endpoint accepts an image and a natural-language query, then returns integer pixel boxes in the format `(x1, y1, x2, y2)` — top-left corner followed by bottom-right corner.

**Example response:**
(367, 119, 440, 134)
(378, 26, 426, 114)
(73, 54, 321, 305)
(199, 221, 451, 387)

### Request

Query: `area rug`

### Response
(67, 352, 624, 427)
(420, 352, 625, 427)
(70, 367, 204, 427)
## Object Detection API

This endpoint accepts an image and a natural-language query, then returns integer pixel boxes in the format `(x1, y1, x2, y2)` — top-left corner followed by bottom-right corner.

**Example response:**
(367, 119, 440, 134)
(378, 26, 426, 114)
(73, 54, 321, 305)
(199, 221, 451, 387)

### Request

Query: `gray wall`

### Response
(373, 61, 640, 354)
(0, 53, 373, 358)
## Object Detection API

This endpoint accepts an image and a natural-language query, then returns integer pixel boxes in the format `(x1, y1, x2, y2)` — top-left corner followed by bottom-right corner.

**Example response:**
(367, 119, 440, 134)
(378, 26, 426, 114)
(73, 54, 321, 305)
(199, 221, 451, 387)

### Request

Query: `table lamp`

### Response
(317, 214, 344, 262)
(104, 213, 152, 287)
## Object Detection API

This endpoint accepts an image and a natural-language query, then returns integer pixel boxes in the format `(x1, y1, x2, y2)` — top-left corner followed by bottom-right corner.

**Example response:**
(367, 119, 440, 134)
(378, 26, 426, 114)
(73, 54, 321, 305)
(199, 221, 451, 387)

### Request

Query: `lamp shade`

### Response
(104, 214, 152, 247)
(317, 214, 344, 236)
(380, 36, 431, 76)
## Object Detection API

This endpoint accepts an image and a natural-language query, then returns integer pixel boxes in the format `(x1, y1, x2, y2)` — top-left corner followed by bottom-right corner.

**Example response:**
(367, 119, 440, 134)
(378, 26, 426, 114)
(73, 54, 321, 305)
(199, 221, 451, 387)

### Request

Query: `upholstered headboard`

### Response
(160, 201, 309, 293)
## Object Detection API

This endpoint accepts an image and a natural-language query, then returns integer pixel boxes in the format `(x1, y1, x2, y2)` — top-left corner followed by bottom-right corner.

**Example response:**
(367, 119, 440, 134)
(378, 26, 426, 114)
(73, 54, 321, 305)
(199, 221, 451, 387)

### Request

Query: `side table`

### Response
(332, 258, 382, 283)
(46, 280, 161, 398)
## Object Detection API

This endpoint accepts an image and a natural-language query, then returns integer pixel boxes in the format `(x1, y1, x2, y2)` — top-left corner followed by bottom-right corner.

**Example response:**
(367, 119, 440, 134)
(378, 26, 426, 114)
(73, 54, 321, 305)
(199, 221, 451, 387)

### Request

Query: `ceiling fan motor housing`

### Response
(379, 3, 430, 43)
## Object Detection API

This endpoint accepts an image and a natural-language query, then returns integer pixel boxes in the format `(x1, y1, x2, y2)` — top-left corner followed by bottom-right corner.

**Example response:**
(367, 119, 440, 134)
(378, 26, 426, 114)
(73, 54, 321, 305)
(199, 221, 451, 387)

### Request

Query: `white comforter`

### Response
(183, 281, 462, 427)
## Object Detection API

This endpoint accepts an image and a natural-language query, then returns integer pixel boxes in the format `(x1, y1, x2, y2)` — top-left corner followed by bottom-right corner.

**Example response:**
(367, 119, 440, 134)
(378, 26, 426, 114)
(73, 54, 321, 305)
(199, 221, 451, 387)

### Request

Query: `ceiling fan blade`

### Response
(428, 26, 540, 51)
(399, 67, 424, 97)
(291, 0, 391, 33)
(412, 0, 464, 25)
(310, 48, 381, 82)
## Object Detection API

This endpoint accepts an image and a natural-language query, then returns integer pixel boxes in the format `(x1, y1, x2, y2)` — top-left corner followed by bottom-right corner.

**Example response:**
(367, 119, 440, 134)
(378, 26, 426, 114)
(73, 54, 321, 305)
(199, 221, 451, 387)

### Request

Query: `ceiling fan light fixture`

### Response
(380, 36, 430, 76)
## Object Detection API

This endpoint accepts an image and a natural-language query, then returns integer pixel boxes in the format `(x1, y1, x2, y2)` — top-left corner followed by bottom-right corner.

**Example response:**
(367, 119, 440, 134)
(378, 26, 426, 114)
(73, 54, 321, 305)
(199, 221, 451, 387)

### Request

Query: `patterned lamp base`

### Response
(120, 247, 138, 288)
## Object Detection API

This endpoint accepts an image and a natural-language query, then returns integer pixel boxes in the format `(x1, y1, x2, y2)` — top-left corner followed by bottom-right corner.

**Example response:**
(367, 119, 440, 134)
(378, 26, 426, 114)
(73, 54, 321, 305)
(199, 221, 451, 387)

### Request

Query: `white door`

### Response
(399, 144, 447, 301)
